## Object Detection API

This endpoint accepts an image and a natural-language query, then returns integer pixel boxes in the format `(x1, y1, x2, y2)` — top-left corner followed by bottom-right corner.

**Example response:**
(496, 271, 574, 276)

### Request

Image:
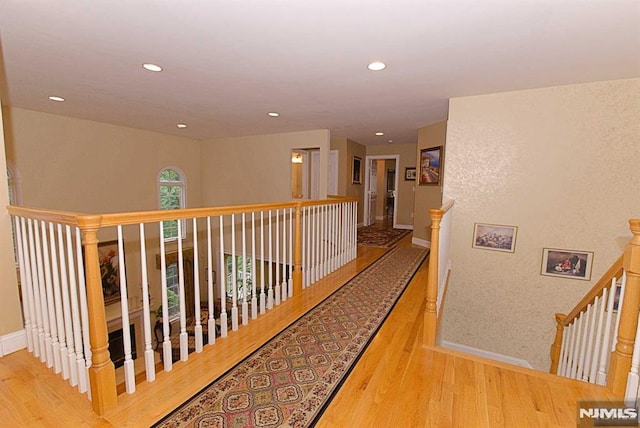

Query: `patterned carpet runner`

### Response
(155, 246, 428, 428)
(357, 226, 411, 247)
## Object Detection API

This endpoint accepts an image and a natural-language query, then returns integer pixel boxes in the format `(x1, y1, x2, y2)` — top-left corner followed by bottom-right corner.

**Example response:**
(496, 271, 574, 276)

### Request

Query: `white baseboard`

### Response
(394, 224, 413, 230)
(412, 237, 430, 248)
(440, 340, 533, 369)
(0, 329, 27, 357)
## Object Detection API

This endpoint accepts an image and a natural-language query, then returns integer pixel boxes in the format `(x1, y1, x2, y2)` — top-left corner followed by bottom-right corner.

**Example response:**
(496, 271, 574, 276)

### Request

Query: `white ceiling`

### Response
(1, 1, 638, 145)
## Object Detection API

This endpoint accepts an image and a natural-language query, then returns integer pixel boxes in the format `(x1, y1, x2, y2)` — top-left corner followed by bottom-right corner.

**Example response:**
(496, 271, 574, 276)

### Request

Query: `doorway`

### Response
(363, 155, 400, 228)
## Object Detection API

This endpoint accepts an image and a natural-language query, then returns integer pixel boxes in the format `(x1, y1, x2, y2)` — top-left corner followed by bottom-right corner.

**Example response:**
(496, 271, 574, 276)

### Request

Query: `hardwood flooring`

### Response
(0, 236, 616, 427)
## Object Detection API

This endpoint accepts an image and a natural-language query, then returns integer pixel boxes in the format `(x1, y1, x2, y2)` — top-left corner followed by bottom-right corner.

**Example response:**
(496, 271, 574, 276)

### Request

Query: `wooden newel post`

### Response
(78, 215, 117, 414)
(293, 204, 303, 295)
(424, 208, 442, 346)
(608, 219, 640, 396)
(550, 313, 566, 374)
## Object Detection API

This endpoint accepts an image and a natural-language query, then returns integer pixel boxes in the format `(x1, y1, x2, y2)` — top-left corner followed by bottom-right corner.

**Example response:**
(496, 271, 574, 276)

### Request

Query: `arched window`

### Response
(6, 162, 22, 205)
(158, 167, 186, 241)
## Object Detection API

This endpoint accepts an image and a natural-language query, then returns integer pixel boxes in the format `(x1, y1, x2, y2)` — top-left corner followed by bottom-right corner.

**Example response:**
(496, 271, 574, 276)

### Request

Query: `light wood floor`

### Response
(0, 236, 616, 427)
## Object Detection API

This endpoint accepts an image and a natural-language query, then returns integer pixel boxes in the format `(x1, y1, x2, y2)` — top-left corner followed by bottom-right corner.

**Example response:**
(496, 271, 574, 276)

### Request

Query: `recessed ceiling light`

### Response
(48, 96, 65, 102)
(267, 112, 280, 117)
(176, 123, 187, 129)
(367, 61, 386, 71)
(142, 63, 163, 72)
(388, 140, 393, 144)
(375, 132, 384, 136)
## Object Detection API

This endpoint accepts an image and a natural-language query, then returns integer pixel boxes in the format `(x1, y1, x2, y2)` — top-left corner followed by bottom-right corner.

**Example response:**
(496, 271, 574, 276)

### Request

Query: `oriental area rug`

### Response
(357, 225, 411, 247)
(155, 246, 428, 428)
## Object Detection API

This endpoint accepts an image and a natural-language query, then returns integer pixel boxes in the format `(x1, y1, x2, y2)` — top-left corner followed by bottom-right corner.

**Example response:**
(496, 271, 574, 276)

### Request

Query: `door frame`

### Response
(363, 155, 400, 228)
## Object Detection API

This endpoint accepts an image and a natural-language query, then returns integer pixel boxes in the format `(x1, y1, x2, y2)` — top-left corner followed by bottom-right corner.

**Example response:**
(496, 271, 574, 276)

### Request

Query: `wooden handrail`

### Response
(560, 255, 624, 326)
(6, 205, 85, 225)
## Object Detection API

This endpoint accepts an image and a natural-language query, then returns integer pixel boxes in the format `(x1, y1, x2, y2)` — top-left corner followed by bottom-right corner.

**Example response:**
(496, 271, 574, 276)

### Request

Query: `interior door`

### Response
(311, 150, 338, 199)
(367, 160, 377, 225)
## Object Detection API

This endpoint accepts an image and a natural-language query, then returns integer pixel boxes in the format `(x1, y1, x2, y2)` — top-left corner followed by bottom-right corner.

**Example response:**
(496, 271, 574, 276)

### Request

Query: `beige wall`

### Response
(3, 108, 202, 213)
(365, 143, 417, 228)
(413, 122, 447, 241)
(330, 138, 366, 224)
(201, 130, 330, 206)
(0, 102, 23, 337)
(441, 78, 640, 370)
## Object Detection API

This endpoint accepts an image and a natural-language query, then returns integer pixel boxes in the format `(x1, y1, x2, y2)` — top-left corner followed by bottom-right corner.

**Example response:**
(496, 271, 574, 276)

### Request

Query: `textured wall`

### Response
(441, 78, 640, 370)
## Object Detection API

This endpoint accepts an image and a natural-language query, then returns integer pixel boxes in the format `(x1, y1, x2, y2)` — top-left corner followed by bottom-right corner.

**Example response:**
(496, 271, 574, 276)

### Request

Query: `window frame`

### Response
(157, 167, 187, 242)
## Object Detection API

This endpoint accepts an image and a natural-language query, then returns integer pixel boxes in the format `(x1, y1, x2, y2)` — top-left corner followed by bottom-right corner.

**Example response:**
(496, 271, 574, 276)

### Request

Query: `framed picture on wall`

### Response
(404, 167, 416, 181)
(472, 223, 518, 253)
(98, 240, 122, 305)
(419, 146, 442, 185)
(352, 156, 362, 184)
(541, 248, 594, 281)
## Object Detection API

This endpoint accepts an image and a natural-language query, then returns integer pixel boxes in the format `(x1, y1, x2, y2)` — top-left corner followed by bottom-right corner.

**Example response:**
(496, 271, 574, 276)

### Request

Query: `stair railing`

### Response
(7, 196, 357, 415)
(424, 199, 454, 346)
(550, 219, 640, 398)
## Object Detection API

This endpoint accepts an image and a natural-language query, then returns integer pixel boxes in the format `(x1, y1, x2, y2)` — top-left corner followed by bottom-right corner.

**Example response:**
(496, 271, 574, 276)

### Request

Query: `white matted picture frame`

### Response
(472, 223, 518, 253)
(541, 248, 594, 281)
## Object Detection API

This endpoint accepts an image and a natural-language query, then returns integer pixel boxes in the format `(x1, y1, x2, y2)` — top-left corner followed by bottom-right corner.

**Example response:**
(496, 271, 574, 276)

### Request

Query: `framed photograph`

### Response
(98, 240, 122, 305)
(472, 223, 518, 253)
(404, 167, 416, 181)
(352, 156, 362, 184)
(419, 146, 442, 185)
(541, 248, 594, 281)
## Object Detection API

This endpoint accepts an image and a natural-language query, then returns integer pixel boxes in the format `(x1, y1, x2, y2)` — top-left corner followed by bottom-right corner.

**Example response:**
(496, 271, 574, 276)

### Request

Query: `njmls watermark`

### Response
(578, 401, 639, 427)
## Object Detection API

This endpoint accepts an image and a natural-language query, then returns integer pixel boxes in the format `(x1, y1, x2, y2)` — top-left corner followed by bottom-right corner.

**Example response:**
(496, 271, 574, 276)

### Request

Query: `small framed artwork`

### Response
(419, 146, 442, 185)
(541, 248, 594, 281)
(98, 240, 122, 305)
(352, 156, 362, 184)
(404, 167, 416, 181)
(472, 223, 518, 253)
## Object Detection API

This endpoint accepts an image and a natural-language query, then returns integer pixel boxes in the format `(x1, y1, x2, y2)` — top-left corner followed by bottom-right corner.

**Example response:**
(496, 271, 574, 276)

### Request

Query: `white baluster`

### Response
(597, 278, 619, 385)
(612, 274, 627, 353)
(558, 322, 569, 376)
(118, 226, 137, 392)
(65, 225, 82, 387)
(577, 303, 592, 380)
(241, 212, 249, 325)
(192, 218, 203, 353)
(159, 221, 173, 371)
(31, 219, 48, 363)
(219, 215, 228, 337)
(176, 220, 188, 361)
(39, 221, 56, 368)
(259, 211, 266, 314)
(251, 212, 258, 319)
(590, 288, 608, 383)
(56, 224, 71, 380)
(281, 208, 287, 302)
(74, 228, 91, 394)
(569, 312, 584, 379)
(267, 210, 274, 309)
(15, 217, 34, 353)
(275, 209, 281, 306)
(288, 207, 293, 297)
(138, 223, 157, 376)
(230, 214, 239, 331)
(47, 223, 66, 374)
(206, 216, 216, 346)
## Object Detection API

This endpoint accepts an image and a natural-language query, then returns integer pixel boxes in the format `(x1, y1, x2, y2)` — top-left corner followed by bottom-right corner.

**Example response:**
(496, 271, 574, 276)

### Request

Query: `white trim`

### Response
(363, 155, 400, 228)
(412, 237, 430, 248)
(440, 340, 533, 369)
(394, 223, 413, 230)
(0, 329, 27, 357)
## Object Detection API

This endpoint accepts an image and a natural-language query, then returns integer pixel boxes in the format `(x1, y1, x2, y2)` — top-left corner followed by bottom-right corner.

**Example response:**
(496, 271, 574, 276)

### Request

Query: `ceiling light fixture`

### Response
(388, 140, 394, 144)
(375, 132, 384, 136)
(142, 63, 163, 72)
(267, 112, 280, 117)
(176, 123, 187, 129)
(48, 96, 65, 102)
(367, 61, 386, 71)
